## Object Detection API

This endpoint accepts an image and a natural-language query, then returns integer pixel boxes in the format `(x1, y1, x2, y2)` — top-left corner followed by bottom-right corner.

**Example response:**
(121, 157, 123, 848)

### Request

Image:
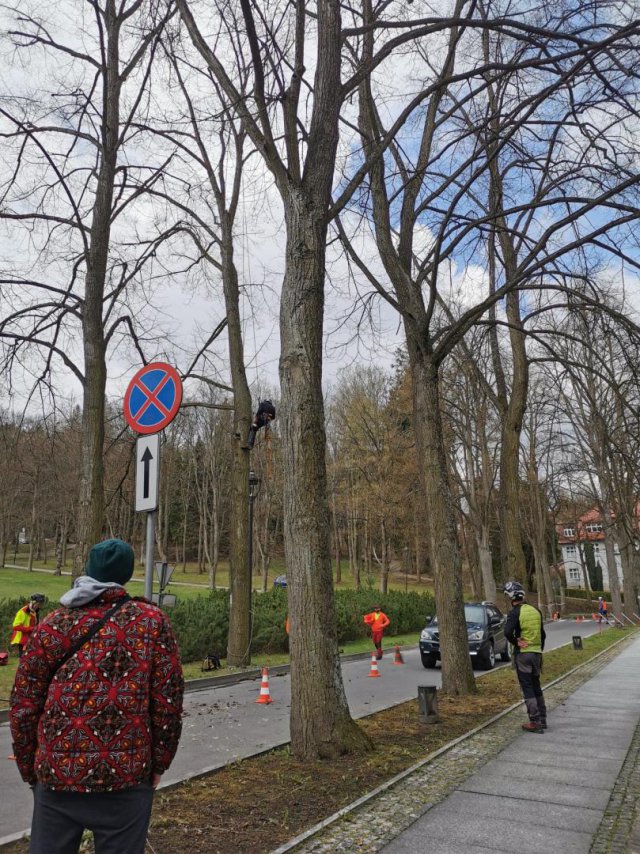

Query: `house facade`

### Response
(557, 508, 623, 592)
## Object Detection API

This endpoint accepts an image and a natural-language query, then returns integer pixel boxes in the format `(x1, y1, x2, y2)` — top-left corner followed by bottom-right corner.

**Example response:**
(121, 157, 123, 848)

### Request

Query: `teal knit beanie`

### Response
(85, 539, 134, 586)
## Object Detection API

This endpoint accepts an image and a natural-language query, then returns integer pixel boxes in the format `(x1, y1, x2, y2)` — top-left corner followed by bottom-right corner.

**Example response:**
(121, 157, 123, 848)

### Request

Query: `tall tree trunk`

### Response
(478, 525, 496, 603)
(281, 193, 370, 759)
(222, 217, 254, 666)
(379, 518, 389, 594)
(601, 497, 623, 618)
(614, 522, 636, 618)
(332, 491, 341, 584)
(409, 348, 476, 695)
(496, 290, 528, 583)
(72, 3, 120, 579)
(28, 481, 37, 572)
(485, 73, 529, 585)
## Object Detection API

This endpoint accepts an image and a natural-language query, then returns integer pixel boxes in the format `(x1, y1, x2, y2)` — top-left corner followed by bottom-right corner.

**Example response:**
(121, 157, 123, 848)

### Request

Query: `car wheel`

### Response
(421, 653, 437, 669)
(500, 642, 511, 662)
(480, 642, 495, 670)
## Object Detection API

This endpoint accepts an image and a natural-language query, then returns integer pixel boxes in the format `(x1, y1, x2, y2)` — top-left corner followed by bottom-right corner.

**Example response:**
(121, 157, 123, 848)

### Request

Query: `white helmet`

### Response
(503, 581, 525, 601)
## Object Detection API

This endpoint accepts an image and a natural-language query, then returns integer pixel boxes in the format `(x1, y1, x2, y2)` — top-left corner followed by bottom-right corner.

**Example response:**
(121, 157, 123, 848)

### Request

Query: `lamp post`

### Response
(248, 470, 261, 644)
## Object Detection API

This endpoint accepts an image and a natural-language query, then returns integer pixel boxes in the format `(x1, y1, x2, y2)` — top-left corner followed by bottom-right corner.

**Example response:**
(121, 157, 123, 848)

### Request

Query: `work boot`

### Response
(376, 651, 383, 660)
(540, 719, 547, 729)
(521, 721, 544, 733)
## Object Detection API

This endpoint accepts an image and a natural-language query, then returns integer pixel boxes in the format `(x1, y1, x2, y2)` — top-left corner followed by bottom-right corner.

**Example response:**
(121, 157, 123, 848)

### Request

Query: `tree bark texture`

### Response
(222, 216, 254, 666)
(72, 1, 121, 578)
(281, 191, 371, 759)
(409, 347, 476, 695)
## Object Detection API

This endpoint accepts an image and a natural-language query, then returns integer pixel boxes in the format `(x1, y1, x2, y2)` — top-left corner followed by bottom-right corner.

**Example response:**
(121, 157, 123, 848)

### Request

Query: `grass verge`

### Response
(2, 628, 633, 853)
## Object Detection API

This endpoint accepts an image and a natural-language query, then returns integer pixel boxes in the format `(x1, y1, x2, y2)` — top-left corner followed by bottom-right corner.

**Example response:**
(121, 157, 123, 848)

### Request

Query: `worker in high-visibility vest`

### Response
(10, 594, 45, 656)
(363, 604, 390, 660)
(598, 597, 610, 625)
(504, 581, 547, 733)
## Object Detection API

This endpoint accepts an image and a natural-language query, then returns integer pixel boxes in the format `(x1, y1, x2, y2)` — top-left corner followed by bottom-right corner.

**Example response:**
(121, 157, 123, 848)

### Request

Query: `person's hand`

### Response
(151, 772, 162, 789)
(517, 638, 529, 649)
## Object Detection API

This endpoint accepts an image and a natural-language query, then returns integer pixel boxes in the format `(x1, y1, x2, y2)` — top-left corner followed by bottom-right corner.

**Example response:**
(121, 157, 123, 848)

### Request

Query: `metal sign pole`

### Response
(145, 511, 155, 600)
(124, 361, 182, 606)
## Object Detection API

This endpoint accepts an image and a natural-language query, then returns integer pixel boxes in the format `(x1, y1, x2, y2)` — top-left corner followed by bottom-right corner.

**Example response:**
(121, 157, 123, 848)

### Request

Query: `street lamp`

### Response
(248, 470, 261, 643)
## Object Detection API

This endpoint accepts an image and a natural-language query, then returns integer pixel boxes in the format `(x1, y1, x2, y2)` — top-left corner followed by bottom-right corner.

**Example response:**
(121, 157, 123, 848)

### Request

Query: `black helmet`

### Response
(30, 593, 45, 603)
(503, 581, 525, 601)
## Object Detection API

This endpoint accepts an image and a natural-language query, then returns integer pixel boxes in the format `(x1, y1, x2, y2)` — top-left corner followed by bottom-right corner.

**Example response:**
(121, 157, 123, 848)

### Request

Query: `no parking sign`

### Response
(123, 362, 183, 434)
(123, 361, 183, 601)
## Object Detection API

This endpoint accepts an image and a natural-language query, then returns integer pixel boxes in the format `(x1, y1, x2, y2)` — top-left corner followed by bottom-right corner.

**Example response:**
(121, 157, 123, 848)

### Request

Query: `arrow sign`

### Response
(141, 446, 153, 499)
(136, 434, 160, 512)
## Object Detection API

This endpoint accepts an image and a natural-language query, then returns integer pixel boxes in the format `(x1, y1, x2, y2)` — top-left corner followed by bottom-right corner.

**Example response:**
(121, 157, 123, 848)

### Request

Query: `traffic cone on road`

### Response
(393, 646, 405, 665)
(368, 654, 381, 677)
(255, 666, 273, 704)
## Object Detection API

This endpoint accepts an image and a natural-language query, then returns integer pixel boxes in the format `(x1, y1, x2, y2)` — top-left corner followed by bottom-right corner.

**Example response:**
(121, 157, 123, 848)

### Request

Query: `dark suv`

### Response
(419, 602, 511, 670)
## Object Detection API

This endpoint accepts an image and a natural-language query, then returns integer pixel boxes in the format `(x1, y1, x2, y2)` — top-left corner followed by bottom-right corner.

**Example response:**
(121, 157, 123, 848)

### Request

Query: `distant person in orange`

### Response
(598, 597, 610, 625)
(363, 604, 390, 660)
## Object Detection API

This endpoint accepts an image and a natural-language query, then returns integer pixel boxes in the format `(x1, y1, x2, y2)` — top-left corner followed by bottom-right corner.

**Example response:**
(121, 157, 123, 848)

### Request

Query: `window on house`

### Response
(565, 545, 577, 556)
(592, 543, 599, 553)
(568, 566, 580, 580)
(585, 523, 603, 534)
(563, 527, 576, 537)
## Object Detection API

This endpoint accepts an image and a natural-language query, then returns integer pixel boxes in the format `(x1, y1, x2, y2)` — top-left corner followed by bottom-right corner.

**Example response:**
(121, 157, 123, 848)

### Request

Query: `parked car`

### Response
(273, 575, 288, 588)
(419, 601, 511, 670)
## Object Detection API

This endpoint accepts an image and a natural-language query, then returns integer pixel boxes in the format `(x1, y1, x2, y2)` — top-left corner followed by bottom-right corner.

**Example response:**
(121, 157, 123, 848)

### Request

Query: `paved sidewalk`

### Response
(292, 635, 640, 854)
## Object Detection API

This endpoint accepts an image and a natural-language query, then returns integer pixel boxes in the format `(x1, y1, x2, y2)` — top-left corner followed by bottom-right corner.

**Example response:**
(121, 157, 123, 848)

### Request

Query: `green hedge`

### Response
(169, 587, 435, 660)
(0, 588, 435, 664)
(564, 588, 609, 601)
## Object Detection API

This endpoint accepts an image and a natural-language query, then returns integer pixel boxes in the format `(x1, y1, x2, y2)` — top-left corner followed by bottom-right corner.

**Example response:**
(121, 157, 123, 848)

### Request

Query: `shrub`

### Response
(563, 588, 610, 601)
(168, 591, 229, 662)
(0, 587, 436, 664)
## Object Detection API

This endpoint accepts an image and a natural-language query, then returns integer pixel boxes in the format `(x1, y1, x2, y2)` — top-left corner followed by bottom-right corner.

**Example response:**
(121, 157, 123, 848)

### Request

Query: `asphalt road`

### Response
(0, 619, 605, 844)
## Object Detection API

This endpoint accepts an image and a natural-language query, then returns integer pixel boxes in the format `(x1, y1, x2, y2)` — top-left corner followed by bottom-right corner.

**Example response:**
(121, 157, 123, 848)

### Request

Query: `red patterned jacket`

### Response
(10, 588, 183, 792)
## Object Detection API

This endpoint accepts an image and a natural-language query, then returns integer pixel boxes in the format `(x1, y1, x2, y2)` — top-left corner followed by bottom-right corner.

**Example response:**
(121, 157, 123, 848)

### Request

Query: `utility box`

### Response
(572, 635, 583, 650)
(418, 685, 439, 724)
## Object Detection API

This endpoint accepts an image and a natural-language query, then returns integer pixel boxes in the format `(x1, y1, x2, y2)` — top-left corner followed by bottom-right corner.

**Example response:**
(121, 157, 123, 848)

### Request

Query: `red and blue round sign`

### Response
(124, 362, 183, 434)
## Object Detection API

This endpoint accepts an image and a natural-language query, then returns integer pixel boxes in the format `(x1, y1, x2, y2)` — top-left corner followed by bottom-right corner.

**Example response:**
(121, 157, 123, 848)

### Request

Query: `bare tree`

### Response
(0, 0, 177, 575)
(341, 0, 640, 692)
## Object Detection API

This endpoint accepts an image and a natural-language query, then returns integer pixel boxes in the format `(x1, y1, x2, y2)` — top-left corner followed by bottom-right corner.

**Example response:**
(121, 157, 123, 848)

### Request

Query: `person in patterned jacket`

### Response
(10, 538, 184, 854)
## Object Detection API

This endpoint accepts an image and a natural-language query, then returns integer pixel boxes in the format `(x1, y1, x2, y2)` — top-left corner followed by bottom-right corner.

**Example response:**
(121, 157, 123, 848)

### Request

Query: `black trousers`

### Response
(515, 651, 547, 724)
(29, 783, 154, 854)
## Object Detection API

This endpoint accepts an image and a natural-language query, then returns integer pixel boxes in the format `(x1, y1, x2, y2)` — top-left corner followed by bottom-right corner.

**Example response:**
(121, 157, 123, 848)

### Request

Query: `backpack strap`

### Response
(54, 595, 131, 674)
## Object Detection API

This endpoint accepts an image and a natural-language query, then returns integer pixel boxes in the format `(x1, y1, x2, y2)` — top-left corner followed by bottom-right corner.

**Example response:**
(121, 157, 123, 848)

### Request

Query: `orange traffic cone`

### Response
(393, 646, 405, 665)
(255, 666, 273, 704)
(368, 654, 381, 677)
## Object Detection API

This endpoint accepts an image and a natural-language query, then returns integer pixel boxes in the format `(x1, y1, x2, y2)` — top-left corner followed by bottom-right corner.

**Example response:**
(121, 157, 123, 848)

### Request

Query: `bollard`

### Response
(572, 635, 583, 650)
(418, 685, 440, 724)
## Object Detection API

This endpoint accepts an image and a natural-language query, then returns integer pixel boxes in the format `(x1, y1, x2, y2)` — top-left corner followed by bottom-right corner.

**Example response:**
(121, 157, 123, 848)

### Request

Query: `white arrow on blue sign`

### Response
(135, 433, 160, 512)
